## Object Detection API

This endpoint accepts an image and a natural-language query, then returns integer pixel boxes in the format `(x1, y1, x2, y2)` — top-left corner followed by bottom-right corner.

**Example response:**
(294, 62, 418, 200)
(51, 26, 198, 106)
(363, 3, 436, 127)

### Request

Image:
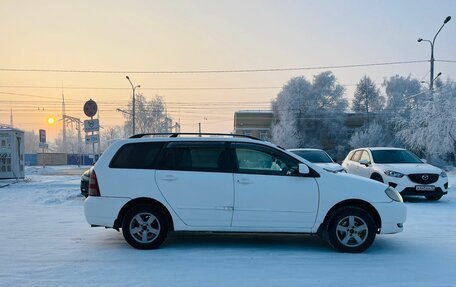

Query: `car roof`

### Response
(367, 147, 406, 151)
(116, 136, 276, 146)
(288, 148, 325, 152)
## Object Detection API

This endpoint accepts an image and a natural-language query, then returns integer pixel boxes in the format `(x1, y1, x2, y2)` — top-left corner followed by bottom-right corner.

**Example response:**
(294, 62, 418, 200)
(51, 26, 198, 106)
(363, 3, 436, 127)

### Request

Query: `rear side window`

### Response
(109, 142, 165, 169)
(158, 142, 230, 172)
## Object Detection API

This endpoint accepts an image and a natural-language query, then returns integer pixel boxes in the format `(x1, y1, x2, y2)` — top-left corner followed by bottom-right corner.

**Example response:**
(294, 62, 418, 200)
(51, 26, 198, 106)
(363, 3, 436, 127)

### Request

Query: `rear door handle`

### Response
(237, 178, 253, 184)
(160, 175, 178, 181)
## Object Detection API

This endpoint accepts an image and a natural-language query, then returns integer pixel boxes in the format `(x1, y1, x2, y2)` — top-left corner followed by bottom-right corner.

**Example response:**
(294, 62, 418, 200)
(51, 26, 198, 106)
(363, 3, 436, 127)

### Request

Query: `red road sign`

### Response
(83, 99, 98, 117)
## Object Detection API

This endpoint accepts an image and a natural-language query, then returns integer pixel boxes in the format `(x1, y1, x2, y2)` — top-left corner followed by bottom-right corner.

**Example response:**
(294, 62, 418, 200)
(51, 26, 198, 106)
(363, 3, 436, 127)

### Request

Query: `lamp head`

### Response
(417, 38, 423, 42)
(444, 16, 451, 24)
(126, 76, 130, 80)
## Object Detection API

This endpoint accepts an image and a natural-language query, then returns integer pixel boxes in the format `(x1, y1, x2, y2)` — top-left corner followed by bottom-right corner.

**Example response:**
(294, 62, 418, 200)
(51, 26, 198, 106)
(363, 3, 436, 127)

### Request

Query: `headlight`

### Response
(440, 171, 447, 178)
(385, 187, 403, 202)
(384, 170, 404, 178)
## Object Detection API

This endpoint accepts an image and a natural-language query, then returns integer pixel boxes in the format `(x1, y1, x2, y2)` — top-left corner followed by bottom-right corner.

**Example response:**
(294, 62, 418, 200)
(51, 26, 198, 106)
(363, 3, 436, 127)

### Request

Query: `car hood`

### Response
(315, 162, 344, 171)
(378, 163, 442, 175)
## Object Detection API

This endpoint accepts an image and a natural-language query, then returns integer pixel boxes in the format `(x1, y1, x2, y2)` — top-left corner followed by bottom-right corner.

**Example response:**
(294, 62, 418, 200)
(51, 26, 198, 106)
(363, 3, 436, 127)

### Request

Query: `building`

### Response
(233, 110, 377, 148)
(233, 110, 274, 140)
(0, 125, 25, 179)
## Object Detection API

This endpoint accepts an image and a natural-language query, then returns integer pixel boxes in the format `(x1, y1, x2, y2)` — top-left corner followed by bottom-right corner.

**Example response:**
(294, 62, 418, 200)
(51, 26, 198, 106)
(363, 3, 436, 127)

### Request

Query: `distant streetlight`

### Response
(126, 76, 140, 136)
(417, 16, 451, 91)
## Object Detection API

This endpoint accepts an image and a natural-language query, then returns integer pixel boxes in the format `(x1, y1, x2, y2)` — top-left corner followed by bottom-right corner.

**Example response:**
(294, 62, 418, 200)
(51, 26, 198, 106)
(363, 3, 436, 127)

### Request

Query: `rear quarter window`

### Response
(109, 142, 165, 169)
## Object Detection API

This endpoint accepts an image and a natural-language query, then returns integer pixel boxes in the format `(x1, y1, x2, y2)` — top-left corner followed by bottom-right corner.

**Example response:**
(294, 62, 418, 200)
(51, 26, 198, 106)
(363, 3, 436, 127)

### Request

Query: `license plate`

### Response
(416, 185, 435, 191)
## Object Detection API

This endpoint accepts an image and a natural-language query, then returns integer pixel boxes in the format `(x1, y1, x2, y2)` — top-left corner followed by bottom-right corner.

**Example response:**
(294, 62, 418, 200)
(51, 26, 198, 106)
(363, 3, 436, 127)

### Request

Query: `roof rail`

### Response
(129, 132, 263, 141)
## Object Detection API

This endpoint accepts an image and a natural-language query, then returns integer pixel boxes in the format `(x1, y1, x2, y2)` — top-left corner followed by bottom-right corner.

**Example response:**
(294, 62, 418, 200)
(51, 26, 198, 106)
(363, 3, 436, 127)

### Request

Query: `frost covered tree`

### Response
(383, 75, 421, 113)
(396, 80, 456, 161)
(348, 122, 389, 148)
(352, 76, 384, 113)
(101, 125, 124, 151)
(271, 72, 348, 155)
(24, 130, 40, 153)
(123, 94, 173, 135)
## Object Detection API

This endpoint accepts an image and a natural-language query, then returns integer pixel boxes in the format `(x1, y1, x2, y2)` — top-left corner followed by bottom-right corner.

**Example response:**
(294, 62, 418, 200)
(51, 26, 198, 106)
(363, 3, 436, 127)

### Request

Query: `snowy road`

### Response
(1, 167, 455, 287)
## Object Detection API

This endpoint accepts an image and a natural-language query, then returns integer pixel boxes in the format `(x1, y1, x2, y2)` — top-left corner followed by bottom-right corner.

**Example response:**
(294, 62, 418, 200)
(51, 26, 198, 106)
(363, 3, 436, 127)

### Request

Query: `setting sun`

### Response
(47, 117, 56, 125)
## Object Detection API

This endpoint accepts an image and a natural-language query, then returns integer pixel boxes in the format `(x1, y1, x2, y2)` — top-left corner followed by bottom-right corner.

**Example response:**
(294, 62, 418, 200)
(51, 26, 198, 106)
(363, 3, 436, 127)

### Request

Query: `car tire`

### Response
(370, 174, 384, 183)
(326, 206, 376, 253)
(121, 205, 169, 250)
(425, 195, 442, 201)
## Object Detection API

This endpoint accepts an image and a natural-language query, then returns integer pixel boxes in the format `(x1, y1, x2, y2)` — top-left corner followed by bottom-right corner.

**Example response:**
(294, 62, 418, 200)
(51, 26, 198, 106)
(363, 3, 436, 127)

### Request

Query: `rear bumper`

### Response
(372, 201, 407, 234)
(84, 196, 131, 228)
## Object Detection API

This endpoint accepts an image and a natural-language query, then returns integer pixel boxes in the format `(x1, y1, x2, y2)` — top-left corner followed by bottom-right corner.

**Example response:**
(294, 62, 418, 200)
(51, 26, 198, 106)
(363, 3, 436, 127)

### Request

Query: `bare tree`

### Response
(123, 94, 173, 135)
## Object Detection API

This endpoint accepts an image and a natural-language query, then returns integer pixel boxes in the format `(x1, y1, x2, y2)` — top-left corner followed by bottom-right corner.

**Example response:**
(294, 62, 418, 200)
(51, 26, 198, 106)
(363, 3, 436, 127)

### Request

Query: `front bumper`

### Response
(372, 201, 407, 234)
(80, 180, 89, 197)
(385, 175, 448, 198)
(400, 187, 447, 197)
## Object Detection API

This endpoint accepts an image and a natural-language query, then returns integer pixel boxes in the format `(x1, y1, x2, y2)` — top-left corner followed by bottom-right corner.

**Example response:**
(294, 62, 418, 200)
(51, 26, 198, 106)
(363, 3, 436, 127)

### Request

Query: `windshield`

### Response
(371, 150, 422, 164)
(291, 150, 333, 163)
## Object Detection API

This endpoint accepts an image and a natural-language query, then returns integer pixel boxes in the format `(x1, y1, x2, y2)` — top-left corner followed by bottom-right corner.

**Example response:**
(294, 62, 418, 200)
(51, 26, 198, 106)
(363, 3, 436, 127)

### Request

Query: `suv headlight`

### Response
(440, 171, 447, 178)
(385, 187, 403, 202)
(384, 170, 404, 178)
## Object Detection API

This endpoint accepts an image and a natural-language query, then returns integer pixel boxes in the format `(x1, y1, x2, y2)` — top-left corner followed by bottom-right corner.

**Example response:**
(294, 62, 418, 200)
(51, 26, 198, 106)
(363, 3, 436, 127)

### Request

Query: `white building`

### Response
(0, 125, 25, 179)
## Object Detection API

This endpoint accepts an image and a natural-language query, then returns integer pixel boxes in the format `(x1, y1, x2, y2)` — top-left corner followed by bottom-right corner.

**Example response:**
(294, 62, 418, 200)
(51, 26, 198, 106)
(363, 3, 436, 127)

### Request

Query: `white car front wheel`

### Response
(326, 206, 376, 253)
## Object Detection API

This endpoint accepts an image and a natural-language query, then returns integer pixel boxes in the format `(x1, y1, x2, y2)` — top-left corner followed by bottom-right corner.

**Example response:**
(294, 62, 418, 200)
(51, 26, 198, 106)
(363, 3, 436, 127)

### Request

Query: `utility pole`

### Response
(10, 107, 13, 127)
(62, 115, 82, 167)
(62, 87, 66, 153)
(198, 122, 201, 136)
(417, 16, 451, 91)
(126, 76, 140, 136)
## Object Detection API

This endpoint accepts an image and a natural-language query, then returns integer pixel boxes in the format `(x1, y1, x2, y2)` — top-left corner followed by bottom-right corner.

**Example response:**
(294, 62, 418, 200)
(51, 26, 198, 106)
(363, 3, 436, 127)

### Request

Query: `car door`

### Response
(357, 150, 373, 178)
(231, 143, 319, 229)
(345, 150, 362, 175)
(155, 141, 234, 227)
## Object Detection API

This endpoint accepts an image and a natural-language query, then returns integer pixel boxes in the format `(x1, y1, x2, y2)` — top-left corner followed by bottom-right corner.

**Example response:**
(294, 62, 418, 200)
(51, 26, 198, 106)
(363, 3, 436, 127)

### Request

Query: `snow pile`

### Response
(0, 169, 455, 286)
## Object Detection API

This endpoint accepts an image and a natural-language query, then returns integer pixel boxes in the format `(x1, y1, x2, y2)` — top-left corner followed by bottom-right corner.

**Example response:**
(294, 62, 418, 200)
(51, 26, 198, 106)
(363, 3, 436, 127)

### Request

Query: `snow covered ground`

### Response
(1, 167, 455, 287)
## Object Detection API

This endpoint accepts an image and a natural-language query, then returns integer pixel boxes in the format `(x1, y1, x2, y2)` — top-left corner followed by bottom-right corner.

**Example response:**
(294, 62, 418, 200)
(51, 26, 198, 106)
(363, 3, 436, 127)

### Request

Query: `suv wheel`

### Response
(326, 206, 376, 253)
(122, 205, 169, 249)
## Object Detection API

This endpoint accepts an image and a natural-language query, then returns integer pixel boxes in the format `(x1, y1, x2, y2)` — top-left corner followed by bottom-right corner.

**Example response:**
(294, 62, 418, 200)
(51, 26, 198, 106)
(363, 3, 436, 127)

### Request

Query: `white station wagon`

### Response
(84, 133, 406, 253)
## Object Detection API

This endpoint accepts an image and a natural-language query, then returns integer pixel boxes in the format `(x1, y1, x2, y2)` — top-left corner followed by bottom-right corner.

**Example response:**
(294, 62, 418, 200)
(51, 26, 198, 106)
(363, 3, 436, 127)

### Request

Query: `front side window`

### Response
(235, 144, 299, 176)
(159, 142, 230, 172)
(360, 151, 371, 163)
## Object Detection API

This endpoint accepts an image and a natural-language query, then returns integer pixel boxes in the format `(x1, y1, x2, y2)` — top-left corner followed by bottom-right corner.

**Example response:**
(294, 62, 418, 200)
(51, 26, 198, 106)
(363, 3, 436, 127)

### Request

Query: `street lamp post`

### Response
(417, 16, 451, 91)
(126, 76, 140, 136)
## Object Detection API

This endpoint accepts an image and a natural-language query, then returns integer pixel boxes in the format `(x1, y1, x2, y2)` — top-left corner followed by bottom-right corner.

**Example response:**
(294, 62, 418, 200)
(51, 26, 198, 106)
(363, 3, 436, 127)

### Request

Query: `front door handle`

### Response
(159, 175, 178, 181)
(237, 178, 253, 184)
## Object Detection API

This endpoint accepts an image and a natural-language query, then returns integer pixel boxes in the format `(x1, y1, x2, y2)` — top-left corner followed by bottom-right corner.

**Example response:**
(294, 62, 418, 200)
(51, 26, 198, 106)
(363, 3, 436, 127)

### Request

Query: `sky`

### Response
(0, 0, 455, 141)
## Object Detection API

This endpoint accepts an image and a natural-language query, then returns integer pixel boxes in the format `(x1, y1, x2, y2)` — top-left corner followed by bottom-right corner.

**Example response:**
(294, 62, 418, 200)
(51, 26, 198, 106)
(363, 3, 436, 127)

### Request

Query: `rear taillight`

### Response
(88, 170, 101, 196)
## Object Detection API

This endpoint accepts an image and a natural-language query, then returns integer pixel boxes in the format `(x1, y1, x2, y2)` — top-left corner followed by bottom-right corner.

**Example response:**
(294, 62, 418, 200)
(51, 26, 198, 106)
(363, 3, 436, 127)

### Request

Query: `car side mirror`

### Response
(298, 163, 310, 175)
(359, 159, 369, 166)
(421, 159, 427, 163)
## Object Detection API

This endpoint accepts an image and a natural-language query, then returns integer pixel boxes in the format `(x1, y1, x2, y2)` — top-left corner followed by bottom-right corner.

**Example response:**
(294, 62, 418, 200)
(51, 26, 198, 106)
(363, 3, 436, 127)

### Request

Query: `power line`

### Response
(0, 60, 429, 74)
(436, 60, 456, 63)
(0, 85, 282, 90)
